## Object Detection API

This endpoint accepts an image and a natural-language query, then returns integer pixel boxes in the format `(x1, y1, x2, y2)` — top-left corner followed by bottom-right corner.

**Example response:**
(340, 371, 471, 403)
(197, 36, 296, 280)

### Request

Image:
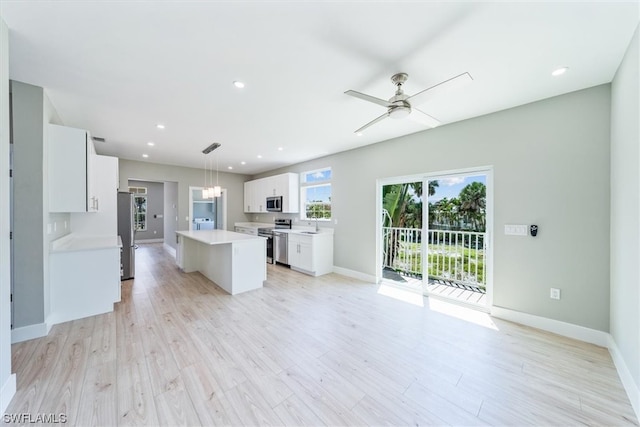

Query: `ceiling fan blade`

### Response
(345, 90, 391, 108)
(354, 112, 389, 134)
(407, 72, 473, 106)
(410, 108, 441, 128)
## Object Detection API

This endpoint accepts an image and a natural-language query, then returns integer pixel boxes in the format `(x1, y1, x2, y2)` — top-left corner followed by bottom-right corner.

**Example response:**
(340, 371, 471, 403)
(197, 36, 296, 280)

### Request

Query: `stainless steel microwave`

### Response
(266, 196, 282, 212)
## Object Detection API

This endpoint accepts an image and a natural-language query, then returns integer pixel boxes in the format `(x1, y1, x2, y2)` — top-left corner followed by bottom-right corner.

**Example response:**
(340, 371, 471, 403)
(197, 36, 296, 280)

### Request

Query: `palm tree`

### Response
(459, 182, 486, 231)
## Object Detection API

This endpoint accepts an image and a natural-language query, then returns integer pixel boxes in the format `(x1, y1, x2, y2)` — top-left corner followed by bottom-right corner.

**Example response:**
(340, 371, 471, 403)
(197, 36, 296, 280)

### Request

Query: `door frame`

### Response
(188, 186, 228, 231)
(375, 165, 494, 308)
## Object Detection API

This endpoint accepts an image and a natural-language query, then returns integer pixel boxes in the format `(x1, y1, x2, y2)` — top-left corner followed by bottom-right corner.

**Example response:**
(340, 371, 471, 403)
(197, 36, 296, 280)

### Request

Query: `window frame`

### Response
(300, 167, 332, 221)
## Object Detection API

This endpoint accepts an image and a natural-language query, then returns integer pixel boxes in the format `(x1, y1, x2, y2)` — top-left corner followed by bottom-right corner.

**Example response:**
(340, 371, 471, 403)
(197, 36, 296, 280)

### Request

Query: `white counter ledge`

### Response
(175, 230, 266, 295)
(51, 233, 123, 253)
(176, 229, 265, 245)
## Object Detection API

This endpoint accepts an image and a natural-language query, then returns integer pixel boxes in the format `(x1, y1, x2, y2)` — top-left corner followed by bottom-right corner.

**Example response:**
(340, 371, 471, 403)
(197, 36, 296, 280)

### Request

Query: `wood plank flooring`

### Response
(6, 243, 638, 426)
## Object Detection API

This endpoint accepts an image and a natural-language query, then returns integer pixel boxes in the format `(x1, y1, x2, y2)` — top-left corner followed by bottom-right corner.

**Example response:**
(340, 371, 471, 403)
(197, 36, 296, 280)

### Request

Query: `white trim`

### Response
(163, 242, 176, 258)
(0, 373, 16, 415)
(333, 266, 377, 284)
(490, 306, 609, 347)
(608, 335, 640, 420)
(135, 238, 163, 243)
(11, 321, 50, 344)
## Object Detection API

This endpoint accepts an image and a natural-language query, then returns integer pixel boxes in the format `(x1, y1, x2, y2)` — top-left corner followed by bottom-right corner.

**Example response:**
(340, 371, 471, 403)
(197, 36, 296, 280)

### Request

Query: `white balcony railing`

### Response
(382, 227, 487, 290)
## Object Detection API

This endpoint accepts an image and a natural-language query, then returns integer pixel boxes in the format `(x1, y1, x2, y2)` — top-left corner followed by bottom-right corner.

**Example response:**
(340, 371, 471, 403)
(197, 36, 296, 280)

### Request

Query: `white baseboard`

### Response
(332, 266, 377, 284)
(163, 242, 176, 257)
(490, 306, 609, 347)
(0, 373, 16, 415)
(11, 321, 50, 344)
(136, 238, 163, 243)
(608, 335, 640, 421)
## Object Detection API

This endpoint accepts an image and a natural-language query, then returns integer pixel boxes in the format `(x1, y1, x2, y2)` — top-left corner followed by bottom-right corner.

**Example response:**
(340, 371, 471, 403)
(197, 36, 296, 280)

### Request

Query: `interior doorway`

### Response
(378, 167, 493, 309)
(188, 186, 227, 231)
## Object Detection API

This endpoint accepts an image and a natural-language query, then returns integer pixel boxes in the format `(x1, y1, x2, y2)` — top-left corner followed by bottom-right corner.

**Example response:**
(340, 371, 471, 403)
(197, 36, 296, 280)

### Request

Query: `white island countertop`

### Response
(51, 233, 123, 253)
(176, 229, 266, 245)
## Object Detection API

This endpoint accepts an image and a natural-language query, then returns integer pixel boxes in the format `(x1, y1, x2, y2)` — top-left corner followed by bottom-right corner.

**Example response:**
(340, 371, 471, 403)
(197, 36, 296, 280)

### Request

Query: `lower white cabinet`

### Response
(49, 241, 121, 326)
(288, 232, 333, 276)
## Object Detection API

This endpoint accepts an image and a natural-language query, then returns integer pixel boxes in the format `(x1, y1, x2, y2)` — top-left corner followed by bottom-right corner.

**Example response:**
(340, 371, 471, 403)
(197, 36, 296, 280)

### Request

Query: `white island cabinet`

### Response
(176, 230, 266, 295)
(288, 231, 333, 276)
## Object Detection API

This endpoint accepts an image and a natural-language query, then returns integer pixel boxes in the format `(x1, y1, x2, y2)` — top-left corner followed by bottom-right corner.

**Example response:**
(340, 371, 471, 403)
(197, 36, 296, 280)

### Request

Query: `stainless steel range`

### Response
(258, 219, 292, 264)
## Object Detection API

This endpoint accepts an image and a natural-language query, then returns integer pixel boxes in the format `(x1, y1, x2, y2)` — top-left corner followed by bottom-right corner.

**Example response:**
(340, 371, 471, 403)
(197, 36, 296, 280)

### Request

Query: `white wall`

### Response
(257, 85, 612, 332)
(610, 23, 640, 415)
(0, 13, 15, 416)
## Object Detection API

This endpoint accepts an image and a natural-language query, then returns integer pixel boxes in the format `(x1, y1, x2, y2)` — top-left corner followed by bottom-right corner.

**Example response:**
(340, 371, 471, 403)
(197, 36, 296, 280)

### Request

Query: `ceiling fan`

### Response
(345, 71, 473, 134)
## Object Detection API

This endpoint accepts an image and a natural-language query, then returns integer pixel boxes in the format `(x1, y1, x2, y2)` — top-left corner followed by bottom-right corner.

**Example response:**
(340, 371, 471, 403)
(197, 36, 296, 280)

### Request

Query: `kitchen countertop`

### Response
(51, 234, 123, 253)
(234, 222, 275, 229)
(176, 229, 266, 245)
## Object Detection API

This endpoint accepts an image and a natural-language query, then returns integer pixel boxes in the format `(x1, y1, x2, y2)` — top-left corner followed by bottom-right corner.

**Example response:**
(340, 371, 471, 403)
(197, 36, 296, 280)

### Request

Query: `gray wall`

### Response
(610, 24, 639, 398)
(11, 81, 44, 328)
(164, 181, 178, 250)
(128, 179, 164, 241)
(0, 12, 12, 412)
(119, 160, 249, 233)
(10, 81, 67, 330)
(254, 85, 612, 332)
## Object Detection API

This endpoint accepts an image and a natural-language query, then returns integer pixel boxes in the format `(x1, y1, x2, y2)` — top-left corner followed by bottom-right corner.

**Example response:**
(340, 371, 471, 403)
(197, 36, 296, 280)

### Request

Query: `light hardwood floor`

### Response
(6, 243, 638, 426)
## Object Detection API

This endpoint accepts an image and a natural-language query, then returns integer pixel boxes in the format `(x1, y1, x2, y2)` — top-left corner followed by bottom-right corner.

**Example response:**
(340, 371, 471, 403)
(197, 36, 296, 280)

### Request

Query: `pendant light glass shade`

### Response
(212, 186, 222, 197)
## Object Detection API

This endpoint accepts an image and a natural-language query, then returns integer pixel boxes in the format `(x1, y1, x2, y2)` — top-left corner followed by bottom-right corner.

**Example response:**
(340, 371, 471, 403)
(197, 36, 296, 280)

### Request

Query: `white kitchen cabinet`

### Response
(49, 123, 99, 212)
(288, 232, 333, 276)
(70, 155, 119, 235)
(243, 172, 299, 213)
(49, 235, 122, 325)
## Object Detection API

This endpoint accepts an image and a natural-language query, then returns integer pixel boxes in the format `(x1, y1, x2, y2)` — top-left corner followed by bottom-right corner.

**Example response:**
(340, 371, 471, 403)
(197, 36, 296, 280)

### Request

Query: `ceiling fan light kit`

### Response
(345, 71, 472, 133)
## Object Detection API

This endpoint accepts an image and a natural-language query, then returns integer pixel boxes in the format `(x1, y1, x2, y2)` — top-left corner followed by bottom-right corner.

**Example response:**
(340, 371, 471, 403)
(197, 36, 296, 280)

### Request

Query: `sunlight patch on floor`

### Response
(428, 298, 499, 330)
(377, 283, 424, 307)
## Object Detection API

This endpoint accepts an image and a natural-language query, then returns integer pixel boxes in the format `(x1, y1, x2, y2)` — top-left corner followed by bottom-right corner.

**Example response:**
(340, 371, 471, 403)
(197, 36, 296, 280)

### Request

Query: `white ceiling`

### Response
(1, 1, 638, 175)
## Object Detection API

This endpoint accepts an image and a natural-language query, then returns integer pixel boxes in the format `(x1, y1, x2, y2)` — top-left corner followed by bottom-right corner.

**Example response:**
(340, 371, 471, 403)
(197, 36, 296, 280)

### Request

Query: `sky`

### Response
(428, 174, 486, 202)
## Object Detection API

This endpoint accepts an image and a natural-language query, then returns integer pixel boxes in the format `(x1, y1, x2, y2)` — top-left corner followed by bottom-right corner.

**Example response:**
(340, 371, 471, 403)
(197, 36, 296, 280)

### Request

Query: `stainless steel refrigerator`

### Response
(118, 192, 136, 280)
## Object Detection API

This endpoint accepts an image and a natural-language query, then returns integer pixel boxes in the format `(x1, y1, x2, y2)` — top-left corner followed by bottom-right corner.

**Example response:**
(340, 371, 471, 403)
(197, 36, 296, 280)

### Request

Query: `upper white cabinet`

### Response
(49, 124, 99, 212)
(244, 172, 299, 213)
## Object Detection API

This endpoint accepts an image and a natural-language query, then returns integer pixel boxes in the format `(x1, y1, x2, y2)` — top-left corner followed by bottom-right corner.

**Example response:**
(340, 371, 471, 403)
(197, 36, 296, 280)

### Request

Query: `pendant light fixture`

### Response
(201, 142, 222, 199)
(202, 156, 210, 199)
(213, 153, 222, 197)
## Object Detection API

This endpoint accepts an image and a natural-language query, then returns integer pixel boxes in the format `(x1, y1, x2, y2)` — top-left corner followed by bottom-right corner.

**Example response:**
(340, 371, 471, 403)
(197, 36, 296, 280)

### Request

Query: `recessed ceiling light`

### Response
(156, 124, 165, 130)
(233, 81, 245, 88)
(241, 161, 246, 165)
(356, 132, 363, 136)
(228, 166, 233, 170)
(257, 154, 262, 159)
(142, 154, 149, 158)
(277, 147, 283, 151)
(147, 141, 155, 146)
(551, 67, 568, 77)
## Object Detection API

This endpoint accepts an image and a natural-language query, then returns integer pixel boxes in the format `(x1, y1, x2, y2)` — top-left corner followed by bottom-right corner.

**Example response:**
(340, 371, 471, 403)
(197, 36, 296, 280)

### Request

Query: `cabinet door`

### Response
(49, 124, 88, 212)
(253, 178, 266, 212)
(289, 235, 313, 272)
(86, 134, 98, 212)
(244, 182, 253, 212)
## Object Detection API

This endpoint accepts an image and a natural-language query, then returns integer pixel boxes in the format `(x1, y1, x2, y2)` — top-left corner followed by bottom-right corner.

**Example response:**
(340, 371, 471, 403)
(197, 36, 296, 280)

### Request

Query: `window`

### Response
(300, 167, 331, 220)
(129, 186, 147, 231)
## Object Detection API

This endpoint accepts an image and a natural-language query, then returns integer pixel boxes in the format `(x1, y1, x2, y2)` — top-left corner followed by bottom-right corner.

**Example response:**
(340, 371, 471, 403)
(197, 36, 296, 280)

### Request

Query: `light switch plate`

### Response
(550, 288, 561, 300)
(505, 224, 528, 236)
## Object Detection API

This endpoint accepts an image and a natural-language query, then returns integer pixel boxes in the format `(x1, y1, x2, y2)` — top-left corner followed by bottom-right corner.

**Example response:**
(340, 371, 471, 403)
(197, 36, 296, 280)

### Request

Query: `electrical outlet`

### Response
(64, 221, 68, 229)
(550, 288, 561, 300)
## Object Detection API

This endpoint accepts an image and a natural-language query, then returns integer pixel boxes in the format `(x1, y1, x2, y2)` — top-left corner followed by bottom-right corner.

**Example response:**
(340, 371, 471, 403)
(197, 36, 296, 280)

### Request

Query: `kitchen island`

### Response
(176, 230, 266, 295)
